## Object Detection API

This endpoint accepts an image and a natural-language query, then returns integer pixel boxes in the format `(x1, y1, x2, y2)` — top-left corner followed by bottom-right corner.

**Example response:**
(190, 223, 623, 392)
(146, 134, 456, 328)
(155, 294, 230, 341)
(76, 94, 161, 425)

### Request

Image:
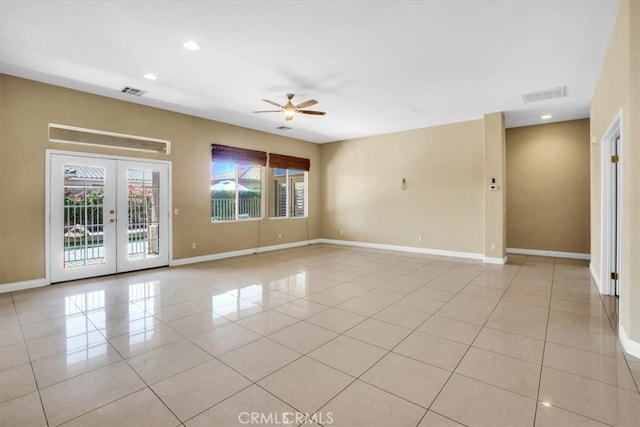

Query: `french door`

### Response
(50, 153, 169, 283)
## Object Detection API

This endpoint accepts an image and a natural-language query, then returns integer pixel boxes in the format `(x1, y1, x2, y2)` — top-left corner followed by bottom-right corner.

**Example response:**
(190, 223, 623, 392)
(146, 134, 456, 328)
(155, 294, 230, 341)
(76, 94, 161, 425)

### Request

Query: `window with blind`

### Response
(268, 153, 309, 218)
(211, 144, 266, 222)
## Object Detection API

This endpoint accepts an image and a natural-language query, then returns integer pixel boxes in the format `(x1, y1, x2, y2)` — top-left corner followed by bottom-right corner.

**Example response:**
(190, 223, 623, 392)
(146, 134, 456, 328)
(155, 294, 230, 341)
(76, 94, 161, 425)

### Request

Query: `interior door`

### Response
(50, 154, 169, 283)
(612, 136, 620, 296)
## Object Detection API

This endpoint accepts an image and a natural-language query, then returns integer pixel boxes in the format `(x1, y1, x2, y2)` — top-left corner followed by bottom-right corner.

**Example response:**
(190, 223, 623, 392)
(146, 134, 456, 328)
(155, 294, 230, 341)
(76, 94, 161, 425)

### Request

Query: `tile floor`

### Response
(1, 244, 639, 426)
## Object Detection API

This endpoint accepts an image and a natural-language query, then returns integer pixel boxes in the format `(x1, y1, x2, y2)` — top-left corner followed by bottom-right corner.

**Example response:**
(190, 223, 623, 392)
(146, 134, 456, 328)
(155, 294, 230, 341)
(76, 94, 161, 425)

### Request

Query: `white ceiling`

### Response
(0, 0, 621, 144)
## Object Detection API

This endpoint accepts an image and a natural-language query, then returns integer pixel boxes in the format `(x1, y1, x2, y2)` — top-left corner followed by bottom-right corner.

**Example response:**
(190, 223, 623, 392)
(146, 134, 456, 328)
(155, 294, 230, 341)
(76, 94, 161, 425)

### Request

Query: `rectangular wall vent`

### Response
(49, 124, 170, 154)
(121, 86, 146, 96)
(521, 86, 567, 103)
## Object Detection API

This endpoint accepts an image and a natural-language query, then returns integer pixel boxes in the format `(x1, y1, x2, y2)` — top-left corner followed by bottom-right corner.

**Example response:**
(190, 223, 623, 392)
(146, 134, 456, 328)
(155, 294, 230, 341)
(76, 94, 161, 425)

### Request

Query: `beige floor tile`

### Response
(473, 327, 544, 364)
(220, 338, 301, 381)
(455, 347, 541, 398)
(431, 373, 536, 427)
(344, 318, 412, 350)
(534, 402, 610, 427)
(40, 361, 146, 426)
(448, 293, 499, 310)
(335, 297, 389, 317)
(309, 335, 387, 377)
(211, 299, 266, 321)
(20, 313, 94, 341)
(305, 289, 354, 306)
(436, 302, 493, 326)
(539, 366, 640, 426)
(411, 287, 457, 303)
(305, 308, 366, 333)
(189, 322, 261, 356)
(550, 298, 607, 318)
(0, 342, 29, 370)
(166, 311, 229, 336)
(628, 359, 640, 389)
(359, 289, 404, 304)
(268, 321, 337, 354)
(543, 342, 637, 390)
(417, 411, 465, 427)
(372, 305, 431, 329)
(492, 300, 549, 322)
(236, 310, 298, 335)
(0, 391, 47, 427)
(258, 356, 353, 413)
(321, 380, 425, 426)
(545, 323, 618, 356)
(186, 384, 297, 427)
(502, 290, 550, 308)
(149, 300, 205, 322)
(418, 315, 481, 345)
(273, 299, 329, 319)
(393, 331, 468, 371)
(108, 322, 183, 358)
(31, 341, 122, 388)
(508, 283, 551, 297)
(361, 352, 450, 408)
(0, 363, 36, 403)
(393, 295, 445, 314)
(460, 285, 505, 299)
(152, 359, 251, 421)
(62, 388, 180, 427)
(485, 312, 548, 340)
(246, 290, 297, 308)
(26, 329, 107, 362)
(0, 328, 23, 351)
(128, 339, 213, 384)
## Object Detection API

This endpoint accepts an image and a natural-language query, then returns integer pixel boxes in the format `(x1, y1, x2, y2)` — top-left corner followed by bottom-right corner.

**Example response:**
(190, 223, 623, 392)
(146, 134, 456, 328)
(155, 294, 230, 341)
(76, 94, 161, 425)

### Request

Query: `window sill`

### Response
(211, 218, 263, 224)
(268, 216, 308, 220)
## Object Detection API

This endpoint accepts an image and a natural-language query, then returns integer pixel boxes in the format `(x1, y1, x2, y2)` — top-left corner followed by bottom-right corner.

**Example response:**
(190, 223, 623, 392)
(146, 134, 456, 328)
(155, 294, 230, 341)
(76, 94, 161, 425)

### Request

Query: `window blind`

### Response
(211, 144, 267, 166)
(269, 153, 310, 171)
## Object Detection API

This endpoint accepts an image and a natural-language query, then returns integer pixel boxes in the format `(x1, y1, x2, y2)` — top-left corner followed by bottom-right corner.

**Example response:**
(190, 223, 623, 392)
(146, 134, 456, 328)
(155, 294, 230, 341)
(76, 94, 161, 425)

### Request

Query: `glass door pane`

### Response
(50, 155, 117, 282)
(117, 161, 168, 273)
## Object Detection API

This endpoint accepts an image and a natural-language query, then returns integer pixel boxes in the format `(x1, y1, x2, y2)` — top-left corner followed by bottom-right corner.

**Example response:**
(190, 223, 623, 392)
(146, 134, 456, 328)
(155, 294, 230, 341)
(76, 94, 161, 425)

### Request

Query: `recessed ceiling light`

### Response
(183, 41, 200, 51)
(541, 114, 552, 120)
(143, 73, 157, 80)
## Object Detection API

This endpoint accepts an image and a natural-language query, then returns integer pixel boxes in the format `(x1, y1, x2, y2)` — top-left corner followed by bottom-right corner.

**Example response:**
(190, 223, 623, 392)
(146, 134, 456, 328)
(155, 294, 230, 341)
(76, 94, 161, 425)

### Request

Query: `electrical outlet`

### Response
(192, 242, 197, 250)
(278, 233, 282, 239)
(418, 235, 423, 242)
(490, 242, 496, 250)
(339, 229, 344, 236)
(174, 208, 179, 215)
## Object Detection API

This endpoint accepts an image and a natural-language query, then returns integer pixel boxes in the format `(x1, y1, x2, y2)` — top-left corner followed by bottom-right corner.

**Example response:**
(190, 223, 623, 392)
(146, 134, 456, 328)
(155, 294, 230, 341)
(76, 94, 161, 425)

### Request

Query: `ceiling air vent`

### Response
(521, 86, 567, 104)
(120, 86, 146, 96)
(276, 126, 292, 131)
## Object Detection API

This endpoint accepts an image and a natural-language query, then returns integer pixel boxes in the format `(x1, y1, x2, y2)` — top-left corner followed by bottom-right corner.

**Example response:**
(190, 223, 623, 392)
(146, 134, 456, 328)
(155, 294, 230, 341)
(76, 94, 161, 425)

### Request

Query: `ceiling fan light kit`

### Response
(253, 93, 326, 121)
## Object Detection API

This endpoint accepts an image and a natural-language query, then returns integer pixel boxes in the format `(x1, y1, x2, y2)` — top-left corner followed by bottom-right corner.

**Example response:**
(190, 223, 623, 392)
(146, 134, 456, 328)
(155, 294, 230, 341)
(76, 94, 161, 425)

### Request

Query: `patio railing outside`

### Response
(212, 198, 261, 221)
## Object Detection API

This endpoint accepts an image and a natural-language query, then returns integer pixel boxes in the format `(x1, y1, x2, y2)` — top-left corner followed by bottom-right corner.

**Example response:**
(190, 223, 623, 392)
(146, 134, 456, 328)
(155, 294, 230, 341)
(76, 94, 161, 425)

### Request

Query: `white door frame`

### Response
(46, 149, 172, 284)
(599, 111, 622, 296)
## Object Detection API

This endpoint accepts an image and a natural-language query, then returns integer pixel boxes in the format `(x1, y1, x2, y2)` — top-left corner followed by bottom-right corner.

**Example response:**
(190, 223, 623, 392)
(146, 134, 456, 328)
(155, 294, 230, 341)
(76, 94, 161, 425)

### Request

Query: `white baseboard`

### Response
(619, 323, 640, 359)
(318, 238, 484, 261)
(589, 263, 603, 294)
(171, 239, 320, 267)
(0, 278, 49, 294)
(484, 256, 508, 265)
(507, 247, 590, 260)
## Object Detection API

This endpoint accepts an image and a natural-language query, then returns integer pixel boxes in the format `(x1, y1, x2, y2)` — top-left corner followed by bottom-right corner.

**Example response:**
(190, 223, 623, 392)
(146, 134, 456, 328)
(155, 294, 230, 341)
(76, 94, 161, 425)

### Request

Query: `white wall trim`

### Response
(318, 238, 484, 261)
(484, 256, 507, 265)
(619, 323, 640, 359)
(590, 262, 603, 294)
(171, 239, 320, 267)
(0, 278, 49, 294)
(507, 247, 590, 260)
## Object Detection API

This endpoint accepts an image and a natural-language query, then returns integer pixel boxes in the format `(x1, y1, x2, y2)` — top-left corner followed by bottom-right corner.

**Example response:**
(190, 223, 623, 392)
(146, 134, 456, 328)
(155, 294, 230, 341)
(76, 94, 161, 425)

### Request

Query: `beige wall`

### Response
(591, 0, 639, 345)
(506, 119, 591, 254)
(484, 112, 507, 260)
(320, 119, 485, 254)
(0, 75, 320, 285)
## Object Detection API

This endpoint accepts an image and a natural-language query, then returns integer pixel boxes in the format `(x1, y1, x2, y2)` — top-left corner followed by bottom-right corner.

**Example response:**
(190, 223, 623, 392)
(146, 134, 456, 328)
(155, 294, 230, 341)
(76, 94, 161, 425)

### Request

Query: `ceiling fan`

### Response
(253, 93, 326, 121)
